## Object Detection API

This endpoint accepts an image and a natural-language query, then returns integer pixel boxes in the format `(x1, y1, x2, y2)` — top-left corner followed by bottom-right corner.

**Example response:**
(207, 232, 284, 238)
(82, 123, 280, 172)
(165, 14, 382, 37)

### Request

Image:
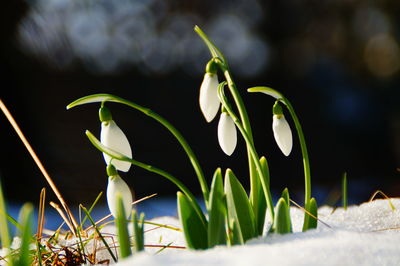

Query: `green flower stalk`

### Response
(195, 26, 265, 229)
(248, 86, 315, 229)
(68, 94, 210, 209)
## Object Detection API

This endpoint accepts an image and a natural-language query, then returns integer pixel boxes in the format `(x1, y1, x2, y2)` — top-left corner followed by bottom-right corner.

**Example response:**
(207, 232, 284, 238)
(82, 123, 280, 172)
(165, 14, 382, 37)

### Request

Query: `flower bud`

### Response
(199, 73, 220, 123)
(99, 106, 113, 122)
(272, 114, 293, 156)
(217, 112, 237, 156)
(107, 174, 133, 219)
(100, 120, 132, 172)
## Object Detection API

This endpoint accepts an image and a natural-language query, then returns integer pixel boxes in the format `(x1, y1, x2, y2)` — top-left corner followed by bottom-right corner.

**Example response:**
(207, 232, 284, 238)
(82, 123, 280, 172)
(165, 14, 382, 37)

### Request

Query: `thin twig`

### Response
(0, 99, 79, 233)
(290, 199, 332, 228)
(50, 202, 76, 235)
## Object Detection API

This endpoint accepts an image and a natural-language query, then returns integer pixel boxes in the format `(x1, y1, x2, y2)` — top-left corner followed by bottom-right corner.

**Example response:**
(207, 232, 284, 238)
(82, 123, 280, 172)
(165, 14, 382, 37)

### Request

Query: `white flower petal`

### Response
(100, 120, 132, 172)
(218, 113, 237, 156)
(272, 115, 293, 156)
(107, 175, 133, 219)
(199, 73, 220, 122)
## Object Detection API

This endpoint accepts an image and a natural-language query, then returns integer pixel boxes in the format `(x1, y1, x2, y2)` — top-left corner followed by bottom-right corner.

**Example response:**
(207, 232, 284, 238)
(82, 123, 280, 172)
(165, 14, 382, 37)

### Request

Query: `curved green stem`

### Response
(281, 98, 311, 206)
(67, 94, 210, 208)
(85, 130, 207, 227)
(216, 62, 259, 214)
(248, 87, 312, 207)
(218, 83, 275, 222)
(195, 25, 261, 223)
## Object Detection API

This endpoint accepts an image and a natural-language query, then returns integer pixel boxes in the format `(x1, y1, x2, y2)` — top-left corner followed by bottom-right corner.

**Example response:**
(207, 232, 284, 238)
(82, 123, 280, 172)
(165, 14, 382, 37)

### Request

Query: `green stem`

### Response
(280, 97, 311, 207)
(218, 83, 275, 222)
(67, 94, 209, 209)
(216, 60, 260, 226)
(247, 87, 312, 208)
(85, 130, 207, 228)
(194, 26, 262, 222)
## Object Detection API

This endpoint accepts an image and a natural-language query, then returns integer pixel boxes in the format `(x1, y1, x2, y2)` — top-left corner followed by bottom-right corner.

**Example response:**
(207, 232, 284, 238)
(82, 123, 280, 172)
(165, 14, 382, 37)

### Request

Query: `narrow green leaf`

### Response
(302, 197, 318, 231)
(14, 203, 34, 266)
(81, 191, 103, 227)
(342, 172, 348, 211)
(281, 188, 290, 209)
(273, 198, 291, 234)
(116, 194, 132, 258)
(281, 188, 292, 232)
(207, 168, 227, 248)
(0, 179, 10, 250)
(224, 169, 256, 243)
(132, 210, 145, 252)
(255, 157, 269, 235)
(177, 192, 208, 250)
(80, 205, 117, 262)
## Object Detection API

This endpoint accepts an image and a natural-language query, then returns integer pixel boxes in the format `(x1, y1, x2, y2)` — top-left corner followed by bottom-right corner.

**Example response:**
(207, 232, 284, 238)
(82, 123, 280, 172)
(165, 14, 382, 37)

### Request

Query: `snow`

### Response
(117, 199, 400, 266)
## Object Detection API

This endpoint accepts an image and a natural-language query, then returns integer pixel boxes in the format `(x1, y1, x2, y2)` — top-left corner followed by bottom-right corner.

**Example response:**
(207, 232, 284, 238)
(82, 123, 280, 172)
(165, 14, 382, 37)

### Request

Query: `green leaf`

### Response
(302, 197, 318, 231)
(255, 156, 269, 235)
(81, 205, 117, 262)
(207, 168, 227, 248)
(132, 210, 145, 252)
(273, 198, 291, 234)
(177, 192, 208, 250)
(281, 188, 290, 209)
(14, 203, 34, 266)
(194, 25, 227, 64)
(0, 179, 10, 250)
(224, 169, 256, 244)
(342, 172, 348, 211)
(116, 194, 132, 258)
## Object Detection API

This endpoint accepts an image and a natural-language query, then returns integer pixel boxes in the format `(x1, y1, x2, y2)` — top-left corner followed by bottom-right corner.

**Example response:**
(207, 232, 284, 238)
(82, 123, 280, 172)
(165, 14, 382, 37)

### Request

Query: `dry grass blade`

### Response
(368, 190, 396, 211)
(50, 201, 77, 235)
(0, 99, 79, 233)
(290, 199, 332, 228)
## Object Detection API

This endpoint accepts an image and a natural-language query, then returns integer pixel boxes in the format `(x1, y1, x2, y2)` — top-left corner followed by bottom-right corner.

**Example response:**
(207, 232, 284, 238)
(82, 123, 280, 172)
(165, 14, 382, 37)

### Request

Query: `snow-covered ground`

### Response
(117, 199, 400, 266)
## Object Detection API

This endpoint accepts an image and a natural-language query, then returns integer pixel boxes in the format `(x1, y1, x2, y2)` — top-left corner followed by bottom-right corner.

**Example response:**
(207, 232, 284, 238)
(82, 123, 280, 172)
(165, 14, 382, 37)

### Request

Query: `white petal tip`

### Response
(218, 113, 237, 156)
(199, 73, 220, 123)
(272, 115, 293, 157)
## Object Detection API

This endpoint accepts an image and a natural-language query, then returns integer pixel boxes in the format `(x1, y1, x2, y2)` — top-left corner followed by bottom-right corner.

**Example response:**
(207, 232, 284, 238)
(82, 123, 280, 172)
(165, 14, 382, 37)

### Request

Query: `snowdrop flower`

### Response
(99, 106, 132, 172)
(199, 73, 220, 122)
(272, 102, 292, 156)
(218, 112, 237, 156)
(106, 164, 133, 219)
(199, 61, 220, 123)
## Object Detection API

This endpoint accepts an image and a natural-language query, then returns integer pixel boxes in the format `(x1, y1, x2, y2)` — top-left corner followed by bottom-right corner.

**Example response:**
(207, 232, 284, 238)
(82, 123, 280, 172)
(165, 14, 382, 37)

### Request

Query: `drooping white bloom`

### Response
(100, 120, 132, 172)
(218, 112, 237, 156)
(199, 73, 220, 122)
(107, 175, 133, 219)
(272, 114, 293, 156)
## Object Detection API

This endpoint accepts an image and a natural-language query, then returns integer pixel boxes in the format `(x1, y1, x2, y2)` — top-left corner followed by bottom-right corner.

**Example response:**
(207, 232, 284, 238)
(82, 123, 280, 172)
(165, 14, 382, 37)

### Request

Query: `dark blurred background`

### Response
(1, 0, 399, 209)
